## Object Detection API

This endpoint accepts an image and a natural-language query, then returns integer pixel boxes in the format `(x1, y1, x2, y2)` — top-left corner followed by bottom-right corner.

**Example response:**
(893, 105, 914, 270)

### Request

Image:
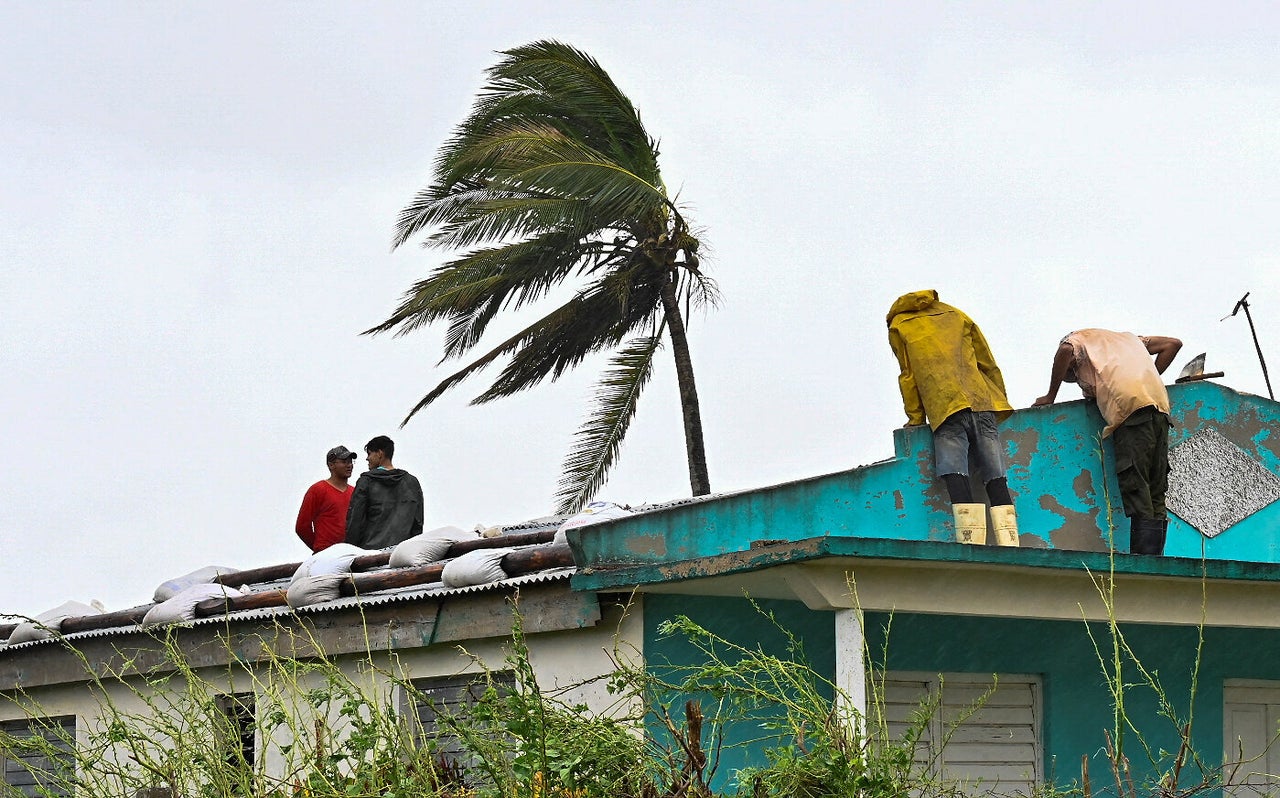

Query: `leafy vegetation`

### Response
(0, 600, 976, 798)
(5, 580, 1274, 798)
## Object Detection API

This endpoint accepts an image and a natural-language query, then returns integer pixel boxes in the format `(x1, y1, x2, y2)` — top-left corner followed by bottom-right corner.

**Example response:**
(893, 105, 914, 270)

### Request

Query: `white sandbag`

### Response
(441, 548, 513, 589)
(292, 543, 367, 580)
(153, 565, 240, 603)
(286, 543, 368, 609)
(389, 525, 476, 568)
(8, 600, 103, 644)
(286, 573, 348, 608)
(555, 501, 632, 543)
(142, 584, 245, 627)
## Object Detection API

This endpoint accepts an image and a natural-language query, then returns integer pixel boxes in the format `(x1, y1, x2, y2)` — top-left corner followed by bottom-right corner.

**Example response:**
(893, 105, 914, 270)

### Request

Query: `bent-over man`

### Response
(887, 289, 1019, 546)
(1033, 329, 1182, 555)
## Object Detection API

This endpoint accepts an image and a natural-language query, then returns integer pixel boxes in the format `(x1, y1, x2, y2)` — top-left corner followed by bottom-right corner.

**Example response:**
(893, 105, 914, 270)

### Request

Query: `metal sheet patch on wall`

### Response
(1167, 428, 1280, 537)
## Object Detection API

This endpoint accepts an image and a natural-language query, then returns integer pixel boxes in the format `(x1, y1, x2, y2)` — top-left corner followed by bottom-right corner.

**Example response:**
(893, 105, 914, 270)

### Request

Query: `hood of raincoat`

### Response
(359, 468, 412, 485)
(886, 289, 939, 326)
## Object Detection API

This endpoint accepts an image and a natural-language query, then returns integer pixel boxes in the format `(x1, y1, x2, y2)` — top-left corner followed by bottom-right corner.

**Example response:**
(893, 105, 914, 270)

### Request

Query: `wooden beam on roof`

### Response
(61, 607, 150, 634)
(346, 564, 445, 594)
(212, 529, 558, 588)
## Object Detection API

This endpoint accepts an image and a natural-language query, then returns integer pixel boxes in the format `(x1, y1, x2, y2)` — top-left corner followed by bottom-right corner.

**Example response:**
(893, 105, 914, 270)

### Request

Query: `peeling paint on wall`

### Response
(569, 382, 1280, 569)
(1038, 494, 1108, 551)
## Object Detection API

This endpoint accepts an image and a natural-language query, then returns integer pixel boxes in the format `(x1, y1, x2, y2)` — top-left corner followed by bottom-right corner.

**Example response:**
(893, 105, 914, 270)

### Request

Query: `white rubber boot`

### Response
(953, 503, 988, 545)
(990, 505, 1019, 547)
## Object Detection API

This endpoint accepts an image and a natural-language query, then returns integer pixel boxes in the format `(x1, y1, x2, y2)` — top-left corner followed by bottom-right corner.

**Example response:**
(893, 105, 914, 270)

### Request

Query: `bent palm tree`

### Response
(368, 40, 716, 513)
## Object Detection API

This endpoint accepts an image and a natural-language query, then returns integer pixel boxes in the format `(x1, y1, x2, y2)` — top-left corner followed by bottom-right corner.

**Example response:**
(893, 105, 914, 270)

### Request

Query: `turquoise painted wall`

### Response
(643, 594, 836, 792)
(645, 594, 1280, 796)
(1169, 385, 1280, 561)
(573, 382, 1280, 568)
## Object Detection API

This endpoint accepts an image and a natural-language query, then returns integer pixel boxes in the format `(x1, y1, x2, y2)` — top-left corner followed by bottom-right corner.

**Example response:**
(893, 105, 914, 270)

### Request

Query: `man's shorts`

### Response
(934, 409, 1006, 483)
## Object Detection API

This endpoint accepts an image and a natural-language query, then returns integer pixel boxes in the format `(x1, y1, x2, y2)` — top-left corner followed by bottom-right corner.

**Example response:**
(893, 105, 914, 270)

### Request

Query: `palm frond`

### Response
(499, 161, 667, 218)
(393, 183, 509, 250)
(427, 42, 662, 202)
(554, 334, 663, 514)
(408, 126, 670, 252)
(472, 272, 663, 403)
(398, 272, 659, 423)
(444, 121, 598, 176)
(397, 298, 574, 425)
(423, 195, 596, 253)
(680, 269, 722, 313)
(481, 41, 656, 167)
(366, 231, 593, 340)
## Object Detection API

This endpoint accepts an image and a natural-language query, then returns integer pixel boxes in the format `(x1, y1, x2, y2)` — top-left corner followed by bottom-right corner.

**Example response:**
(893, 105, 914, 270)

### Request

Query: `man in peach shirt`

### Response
(1034, 330, 1182, 555)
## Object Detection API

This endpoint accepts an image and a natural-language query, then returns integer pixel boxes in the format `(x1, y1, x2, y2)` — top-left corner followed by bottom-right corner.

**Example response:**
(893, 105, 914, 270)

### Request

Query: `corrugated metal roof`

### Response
(4, 496, 694, 652)
(292, 566, 576, 613)
(0, 568, 575, 651)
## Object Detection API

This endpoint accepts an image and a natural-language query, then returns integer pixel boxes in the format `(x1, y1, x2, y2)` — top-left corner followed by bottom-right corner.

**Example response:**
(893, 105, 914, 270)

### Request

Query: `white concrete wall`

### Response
(0, 598, 644, 790)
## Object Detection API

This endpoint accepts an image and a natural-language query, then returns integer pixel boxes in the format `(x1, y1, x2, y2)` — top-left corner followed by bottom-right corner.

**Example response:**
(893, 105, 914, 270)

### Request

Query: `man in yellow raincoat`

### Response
(887, 290, 1018, 546)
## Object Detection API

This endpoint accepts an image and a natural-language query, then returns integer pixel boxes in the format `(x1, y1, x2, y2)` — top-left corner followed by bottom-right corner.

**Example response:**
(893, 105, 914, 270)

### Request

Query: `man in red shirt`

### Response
(295, 446, 357, 552)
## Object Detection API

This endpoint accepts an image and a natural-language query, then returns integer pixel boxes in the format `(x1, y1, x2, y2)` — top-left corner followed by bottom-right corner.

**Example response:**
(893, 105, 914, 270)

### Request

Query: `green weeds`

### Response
(0, 597, 984, 798)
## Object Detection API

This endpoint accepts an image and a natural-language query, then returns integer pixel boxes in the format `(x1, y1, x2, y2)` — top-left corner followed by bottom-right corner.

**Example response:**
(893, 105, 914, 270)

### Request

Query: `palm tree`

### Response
(367, 40, 716, 513)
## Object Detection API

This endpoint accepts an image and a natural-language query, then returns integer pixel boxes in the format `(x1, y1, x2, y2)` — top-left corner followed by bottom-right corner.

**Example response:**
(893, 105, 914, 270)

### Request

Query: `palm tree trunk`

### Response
(659, 273, 711, 496)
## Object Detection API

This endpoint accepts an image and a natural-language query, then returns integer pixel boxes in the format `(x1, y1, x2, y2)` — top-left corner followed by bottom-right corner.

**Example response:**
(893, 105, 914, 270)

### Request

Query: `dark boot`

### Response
(1129, 517, 1167, 555)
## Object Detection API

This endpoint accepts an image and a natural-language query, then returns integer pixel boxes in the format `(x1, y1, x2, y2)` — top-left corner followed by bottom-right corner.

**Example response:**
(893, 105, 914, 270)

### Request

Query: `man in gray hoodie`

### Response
(344, 435, 424, 549)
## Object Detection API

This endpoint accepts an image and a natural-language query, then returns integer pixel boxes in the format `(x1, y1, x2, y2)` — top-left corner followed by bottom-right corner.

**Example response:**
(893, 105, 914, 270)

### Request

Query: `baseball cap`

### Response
(326, 445, 357, 463)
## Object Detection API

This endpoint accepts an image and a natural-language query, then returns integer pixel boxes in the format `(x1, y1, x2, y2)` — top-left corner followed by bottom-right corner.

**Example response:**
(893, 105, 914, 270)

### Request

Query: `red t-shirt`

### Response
(295, 480, 354, 552)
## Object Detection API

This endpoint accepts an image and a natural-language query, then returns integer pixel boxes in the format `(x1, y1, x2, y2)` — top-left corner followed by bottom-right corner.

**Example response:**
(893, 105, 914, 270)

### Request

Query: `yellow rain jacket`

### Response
(886, 289, 1013, 430)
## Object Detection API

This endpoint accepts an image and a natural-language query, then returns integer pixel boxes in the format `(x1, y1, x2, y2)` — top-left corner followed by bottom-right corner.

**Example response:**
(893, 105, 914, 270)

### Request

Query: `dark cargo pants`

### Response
(1111, 405, 1170, 519)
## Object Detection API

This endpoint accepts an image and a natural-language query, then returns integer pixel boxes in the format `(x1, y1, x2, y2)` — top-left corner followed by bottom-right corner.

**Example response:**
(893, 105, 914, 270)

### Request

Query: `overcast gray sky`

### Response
(3, 2, 1278, 617)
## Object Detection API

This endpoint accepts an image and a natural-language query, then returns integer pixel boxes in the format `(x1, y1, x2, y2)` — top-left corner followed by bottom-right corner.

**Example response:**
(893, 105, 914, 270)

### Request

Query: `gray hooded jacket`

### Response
(344, 468, 424, 550)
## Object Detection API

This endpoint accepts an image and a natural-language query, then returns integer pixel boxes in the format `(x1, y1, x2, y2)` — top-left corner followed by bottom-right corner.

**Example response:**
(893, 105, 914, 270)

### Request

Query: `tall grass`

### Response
(9, 564, 1267, 798)
(0, 596, 980, 798)
(1069, 434, 1280, 798)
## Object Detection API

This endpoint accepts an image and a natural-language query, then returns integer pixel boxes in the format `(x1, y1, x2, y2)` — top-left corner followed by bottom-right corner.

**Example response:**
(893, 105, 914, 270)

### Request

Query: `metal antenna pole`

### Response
(1223, 292, 1275, 400)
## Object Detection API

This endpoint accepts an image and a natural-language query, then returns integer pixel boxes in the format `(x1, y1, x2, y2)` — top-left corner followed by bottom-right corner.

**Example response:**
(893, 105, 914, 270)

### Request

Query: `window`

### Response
(876, 672, 1041, 796)
(403, 671, 516, 764)
(0, 715, 77, 798)
(214, 693, 256, 771)
(1224, 680, 1280, 797)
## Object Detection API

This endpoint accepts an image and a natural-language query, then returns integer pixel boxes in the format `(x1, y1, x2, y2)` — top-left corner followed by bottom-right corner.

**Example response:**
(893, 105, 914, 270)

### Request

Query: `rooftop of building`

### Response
(5, 379, 1279, 664)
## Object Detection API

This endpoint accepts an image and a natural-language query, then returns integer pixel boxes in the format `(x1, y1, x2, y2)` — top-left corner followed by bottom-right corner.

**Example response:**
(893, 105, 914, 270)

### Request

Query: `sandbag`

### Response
(292, 543, 367, 579)
(9, 600, 103, 645)
(153, 565, 240, 603)
(142, 584, 245, 627)
(555, 501, 631, 544)
(441, 548, 512, 589)
(286, 543, 368, 608)
(389, 526, 477, 568)
(286, 573, 348, 608)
